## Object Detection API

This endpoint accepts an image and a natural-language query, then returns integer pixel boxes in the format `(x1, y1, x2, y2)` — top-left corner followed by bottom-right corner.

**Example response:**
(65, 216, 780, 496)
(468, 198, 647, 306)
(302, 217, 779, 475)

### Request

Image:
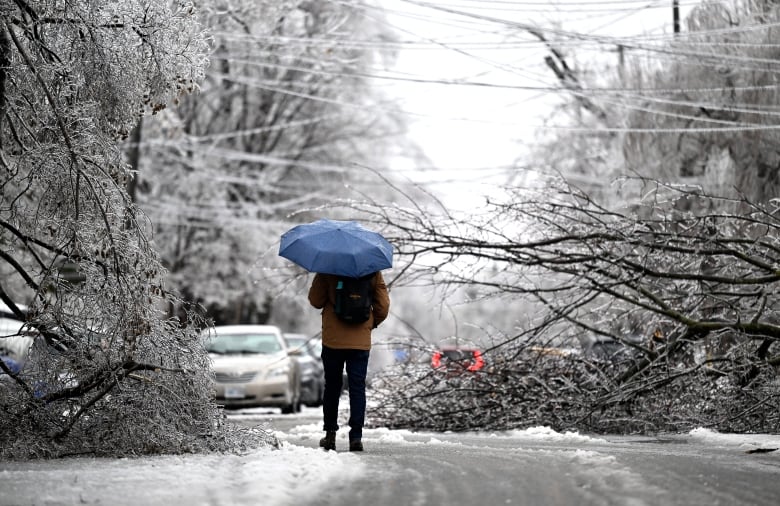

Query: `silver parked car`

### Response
(205, 325, 301, 413)
(0, 317, 32, 377)
(0, 302, 34, 378)
(283, 333, 324, 407)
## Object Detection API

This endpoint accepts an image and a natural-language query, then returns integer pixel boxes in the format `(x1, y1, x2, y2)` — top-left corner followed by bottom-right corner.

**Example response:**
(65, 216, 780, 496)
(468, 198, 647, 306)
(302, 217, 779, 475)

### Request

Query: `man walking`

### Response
(308, 271, 390, 452)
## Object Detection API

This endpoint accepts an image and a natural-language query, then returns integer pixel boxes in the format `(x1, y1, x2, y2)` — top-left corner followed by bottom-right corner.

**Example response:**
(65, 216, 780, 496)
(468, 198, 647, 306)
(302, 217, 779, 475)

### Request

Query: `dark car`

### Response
(283, 333, 325, 407)
(431, 346, 485, 375)
(584, 335, 643, 365)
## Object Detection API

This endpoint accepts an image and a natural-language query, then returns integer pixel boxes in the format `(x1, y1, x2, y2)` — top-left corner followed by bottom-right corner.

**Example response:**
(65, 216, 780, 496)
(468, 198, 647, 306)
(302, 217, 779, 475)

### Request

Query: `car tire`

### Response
(293, 382, 302, 413)
(281, 378, 302, 414)
(281, 397, 296, 414)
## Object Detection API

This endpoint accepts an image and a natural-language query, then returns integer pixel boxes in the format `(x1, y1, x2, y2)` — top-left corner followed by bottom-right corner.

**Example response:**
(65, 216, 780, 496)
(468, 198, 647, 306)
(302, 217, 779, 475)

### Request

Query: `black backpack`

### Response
(333, 274, 374, 323)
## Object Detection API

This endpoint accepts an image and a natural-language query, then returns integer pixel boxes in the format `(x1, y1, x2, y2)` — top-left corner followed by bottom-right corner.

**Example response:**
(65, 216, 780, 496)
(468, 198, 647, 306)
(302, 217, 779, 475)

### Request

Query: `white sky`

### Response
(2, 410, 779, 506)
(374, 0, 695, 206)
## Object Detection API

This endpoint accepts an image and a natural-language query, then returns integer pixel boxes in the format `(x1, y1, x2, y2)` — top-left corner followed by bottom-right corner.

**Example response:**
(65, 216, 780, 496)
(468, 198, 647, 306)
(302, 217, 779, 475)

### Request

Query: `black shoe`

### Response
(319, 431, 336, 451)
(349, 440, 363, 452)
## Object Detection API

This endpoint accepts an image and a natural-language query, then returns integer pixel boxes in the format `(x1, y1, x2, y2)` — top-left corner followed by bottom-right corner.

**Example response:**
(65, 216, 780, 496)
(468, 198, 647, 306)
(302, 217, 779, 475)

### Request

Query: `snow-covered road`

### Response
(2, 406, 780, 505)
(255, 407, 780, 506)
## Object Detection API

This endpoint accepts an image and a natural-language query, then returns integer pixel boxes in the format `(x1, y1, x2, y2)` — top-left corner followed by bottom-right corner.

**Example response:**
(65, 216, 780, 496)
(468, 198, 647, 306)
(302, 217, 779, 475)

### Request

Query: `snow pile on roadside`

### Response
(283, 422, 604, 446)
(499, 425, 608, 444)
(284, 424, 458, 446)
(0, 443, 363, 506)
(565, 449, 667, 503)
(689, 427, 780, 451)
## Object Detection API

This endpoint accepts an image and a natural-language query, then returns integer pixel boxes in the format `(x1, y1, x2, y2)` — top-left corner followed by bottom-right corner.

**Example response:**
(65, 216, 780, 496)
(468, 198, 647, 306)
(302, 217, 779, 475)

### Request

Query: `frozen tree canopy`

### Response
(0, 0, 270, 458)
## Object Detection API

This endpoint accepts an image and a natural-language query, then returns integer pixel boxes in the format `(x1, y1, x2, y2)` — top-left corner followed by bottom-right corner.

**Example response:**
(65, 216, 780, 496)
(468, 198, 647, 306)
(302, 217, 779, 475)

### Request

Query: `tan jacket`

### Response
(308, 272, 390, 350)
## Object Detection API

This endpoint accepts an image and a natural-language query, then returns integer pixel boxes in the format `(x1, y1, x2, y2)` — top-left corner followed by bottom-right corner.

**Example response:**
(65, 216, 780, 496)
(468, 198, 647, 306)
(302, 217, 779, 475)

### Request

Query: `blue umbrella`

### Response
(279, 219, 393, 277)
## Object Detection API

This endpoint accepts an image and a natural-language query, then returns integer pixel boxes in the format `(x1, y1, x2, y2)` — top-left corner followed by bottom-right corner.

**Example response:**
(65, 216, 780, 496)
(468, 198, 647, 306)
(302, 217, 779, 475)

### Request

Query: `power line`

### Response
(206, 52, 780, 97)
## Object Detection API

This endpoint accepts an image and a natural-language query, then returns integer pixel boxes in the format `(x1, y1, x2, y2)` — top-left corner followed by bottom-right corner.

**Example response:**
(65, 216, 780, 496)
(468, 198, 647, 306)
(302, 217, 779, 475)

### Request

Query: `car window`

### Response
(206, 333, 282, 354)
(285, 337, 306, 350)
(285, 335, 322, 358)
(442, 349, 473, 361)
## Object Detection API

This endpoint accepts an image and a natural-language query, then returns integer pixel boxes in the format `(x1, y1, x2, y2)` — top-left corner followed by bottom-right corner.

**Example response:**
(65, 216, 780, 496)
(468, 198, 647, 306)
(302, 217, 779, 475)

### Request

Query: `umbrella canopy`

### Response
(278, 219, 393, 278)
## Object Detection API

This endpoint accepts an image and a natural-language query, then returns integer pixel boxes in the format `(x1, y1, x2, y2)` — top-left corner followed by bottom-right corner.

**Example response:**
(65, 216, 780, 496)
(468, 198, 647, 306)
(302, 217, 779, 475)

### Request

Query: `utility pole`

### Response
(673, 0, 680, 35)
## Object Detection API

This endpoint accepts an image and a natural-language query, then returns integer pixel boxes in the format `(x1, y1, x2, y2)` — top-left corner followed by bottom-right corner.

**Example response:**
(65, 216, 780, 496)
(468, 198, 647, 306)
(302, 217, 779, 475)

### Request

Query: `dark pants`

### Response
(321, 345, 370, 441)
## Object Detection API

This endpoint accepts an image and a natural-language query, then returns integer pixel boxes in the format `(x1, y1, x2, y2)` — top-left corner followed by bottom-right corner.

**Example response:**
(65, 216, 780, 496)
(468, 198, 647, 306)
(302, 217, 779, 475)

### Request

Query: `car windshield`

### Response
(285, 335, 321, 358)
(206, 333, 282, 355)
(285, 337, 306, 350)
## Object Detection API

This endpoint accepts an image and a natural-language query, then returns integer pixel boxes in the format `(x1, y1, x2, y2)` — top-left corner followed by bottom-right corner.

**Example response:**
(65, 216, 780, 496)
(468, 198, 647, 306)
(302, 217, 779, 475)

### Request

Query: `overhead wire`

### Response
(198, 76, 780, 136)
(384, 0, 780, 130)
(164, 0, 780, 159)
(142, 1, 780, 229)
(211, 9, 780, 53)
(211, 27, 780, 54)
(209, 42, 780, 87)
(207, 36, 780, 113)
(383, 0, 780, 49)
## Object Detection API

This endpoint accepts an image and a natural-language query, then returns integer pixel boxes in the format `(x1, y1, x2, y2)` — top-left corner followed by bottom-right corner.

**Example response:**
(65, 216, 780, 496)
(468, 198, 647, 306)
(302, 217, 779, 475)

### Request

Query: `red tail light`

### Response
(467, 349, 484, 371)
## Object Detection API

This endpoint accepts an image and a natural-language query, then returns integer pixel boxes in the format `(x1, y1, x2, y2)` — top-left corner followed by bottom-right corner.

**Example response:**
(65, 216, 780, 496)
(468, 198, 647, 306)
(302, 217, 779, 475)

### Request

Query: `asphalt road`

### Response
(232, 408, 780, 506)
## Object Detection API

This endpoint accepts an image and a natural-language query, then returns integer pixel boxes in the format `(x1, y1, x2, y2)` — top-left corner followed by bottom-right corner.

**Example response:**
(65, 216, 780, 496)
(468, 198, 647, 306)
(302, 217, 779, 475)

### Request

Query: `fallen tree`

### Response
(0, 1, 272, 458)
(367, 177, 780, 434)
